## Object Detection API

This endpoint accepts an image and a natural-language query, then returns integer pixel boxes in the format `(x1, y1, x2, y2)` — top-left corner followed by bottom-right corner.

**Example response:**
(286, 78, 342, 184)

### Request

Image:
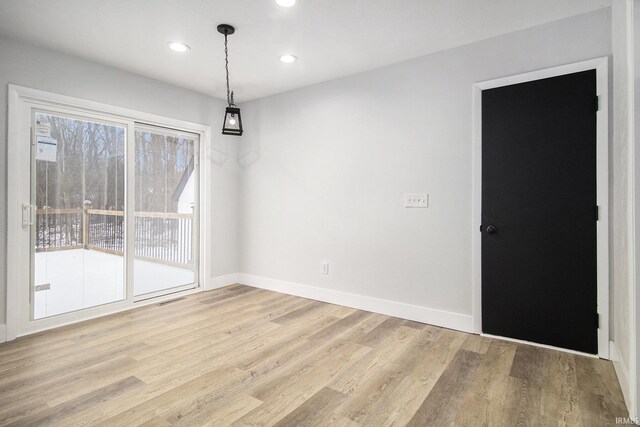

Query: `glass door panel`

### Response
(133, 124, 198, 296)
(32, 111, 125, 319)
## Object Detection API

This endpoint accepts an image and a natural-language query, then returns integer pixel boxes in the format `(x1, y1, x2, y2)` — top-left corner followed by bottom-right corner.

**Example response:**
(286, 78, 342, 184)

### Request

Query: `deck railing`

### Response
(35, 208, 83, 251)
(35, 208, 193, 266)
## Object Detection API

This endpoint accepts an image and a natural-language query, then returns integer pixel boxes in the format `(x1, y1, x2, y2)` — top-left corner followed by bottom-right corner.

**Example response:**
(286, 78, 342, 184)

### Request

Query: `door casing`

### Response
(471, 57, 610, 358)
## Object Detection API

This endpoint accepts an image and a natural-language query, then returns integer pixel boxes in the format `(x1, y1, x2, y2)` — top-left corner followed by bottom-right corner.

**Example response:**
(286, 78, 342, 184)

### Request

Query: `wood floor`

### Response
(0, 285, 628, 426)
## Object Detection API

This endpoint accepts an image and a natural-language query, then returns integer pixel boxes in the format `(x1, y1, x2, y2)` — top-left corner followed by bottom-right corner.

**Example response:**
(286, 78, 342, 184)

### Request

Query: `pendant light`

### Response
(218, 24, 243, 136)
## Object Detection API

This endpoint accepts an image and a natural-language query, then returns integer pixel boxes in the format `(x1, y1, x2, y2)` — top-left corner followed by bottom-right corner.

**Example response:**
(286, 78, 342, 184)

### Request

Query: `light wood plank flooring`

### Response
(0, 285, 628, 426)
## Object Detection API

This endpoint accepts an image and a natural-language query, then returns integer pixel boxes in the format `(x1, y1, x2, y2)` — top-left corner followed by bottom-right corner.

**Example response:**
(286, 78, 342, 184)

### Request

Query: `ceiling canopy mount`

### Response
(216, 24, 235, 36)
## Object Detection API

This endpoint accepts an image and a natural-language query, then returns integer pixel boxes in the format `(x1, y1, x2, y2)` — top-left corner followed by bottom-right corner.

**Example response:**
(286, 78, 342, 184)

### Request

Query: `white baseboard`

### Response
(0, 324, 6, 343)
(610, 340, 636, 420)
(206, 273, 241, 290)
(238, 274, 473, 333)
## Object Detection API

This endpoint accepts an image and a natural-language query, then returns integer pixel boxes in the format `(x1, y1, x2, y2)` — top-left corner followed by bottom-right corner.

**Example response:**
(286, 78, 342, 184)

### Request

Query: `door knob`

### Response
(486, 224, 497, 234)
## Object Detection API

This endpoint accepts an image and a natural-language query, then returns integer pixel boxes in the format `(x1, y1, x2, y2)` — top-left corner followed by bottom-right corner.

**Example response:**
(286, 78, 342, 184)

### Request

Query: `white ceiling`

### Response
(0, 0, 611, 102)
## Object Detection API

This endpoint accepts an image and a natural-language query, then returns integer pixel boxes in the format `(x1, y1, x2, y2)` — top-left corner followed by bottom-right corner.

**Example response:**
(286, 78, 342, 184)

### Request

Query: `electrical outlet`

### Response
(405, 193, 428, 208)
(322, 261, 330, 275)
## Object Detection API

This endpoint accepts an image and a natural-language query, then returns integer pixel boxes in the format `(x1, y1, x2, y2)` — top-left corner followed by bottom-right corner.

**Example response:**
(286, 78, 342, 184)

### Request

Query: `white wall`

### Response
(238, 9, 612, 330)
(611, 0, 637, 419)
(0, 36, 240, 329)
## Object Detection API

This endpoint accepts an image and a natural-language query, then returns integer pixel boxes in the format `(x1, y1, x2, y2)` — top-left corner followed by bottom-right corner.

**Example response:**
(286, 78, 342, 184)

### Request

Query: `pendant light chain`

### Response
(224, 34, 231, 106)
(218, 23, 243, 136)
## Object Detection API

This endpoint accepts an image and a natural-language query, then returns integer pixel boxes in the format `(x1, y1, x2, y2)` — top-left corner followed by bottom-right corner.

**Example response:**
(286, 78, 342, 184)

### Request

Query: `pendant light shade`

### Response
(218, 24, 243, 136)
(222, 105, 243, 136)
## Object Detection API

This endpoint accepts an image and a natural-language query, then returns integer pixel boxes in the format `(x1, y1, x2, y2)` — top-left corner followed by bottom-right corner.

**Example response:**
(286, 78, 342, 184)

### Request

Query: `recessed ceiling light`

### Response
(276, 0, 296, 7)
(279, 54, 297, 63)
(168, 42, 190, 53)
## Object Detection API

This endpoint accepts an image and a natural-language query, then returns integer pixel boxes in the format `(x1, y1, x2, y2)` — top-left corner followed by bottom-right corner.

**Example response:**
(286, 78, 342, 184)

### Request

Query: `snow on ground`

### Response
(34, 249, 194, 319)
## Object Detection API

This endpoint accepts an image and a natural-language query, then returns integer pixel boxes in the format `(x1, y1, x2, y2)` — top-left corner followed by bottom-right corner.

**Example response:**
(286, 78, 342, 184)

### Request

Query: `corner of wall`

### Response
(611, 0, 638, 420)
(610, 340, 633, 417)
(206, 273, 241, 290)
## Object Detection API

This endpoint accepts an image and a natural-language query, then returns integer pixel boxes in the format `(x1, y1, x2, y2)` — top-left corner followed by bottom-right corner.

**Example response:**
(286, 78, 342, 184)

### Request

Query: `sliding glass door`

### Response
(133, 124, 199, 297)
(32, 111, 126, 319)
(30, 111, 199, 319)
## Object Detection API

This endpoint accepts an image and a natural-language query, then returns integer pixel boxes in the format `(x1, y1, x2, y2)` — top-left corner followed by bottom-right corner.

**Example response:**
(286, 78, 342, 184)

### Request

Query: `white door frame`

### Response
(6, 84, 212, 340)
(471, 57, 610, 358)
(630, 0, 639, 418)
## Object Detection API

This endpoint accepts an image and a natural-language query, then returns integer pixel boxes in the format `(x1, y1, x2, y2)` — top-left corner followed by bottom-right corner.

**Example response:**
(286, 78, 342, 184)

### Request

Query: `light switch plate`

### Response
(405, 193, 428, 208)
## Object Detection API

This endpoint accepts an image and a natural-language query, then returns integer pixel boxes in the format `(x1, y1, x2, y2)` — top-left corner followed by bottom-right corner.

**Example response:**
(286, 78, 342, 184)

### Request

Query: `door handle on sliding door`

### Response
(22, 203, 35, 228)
